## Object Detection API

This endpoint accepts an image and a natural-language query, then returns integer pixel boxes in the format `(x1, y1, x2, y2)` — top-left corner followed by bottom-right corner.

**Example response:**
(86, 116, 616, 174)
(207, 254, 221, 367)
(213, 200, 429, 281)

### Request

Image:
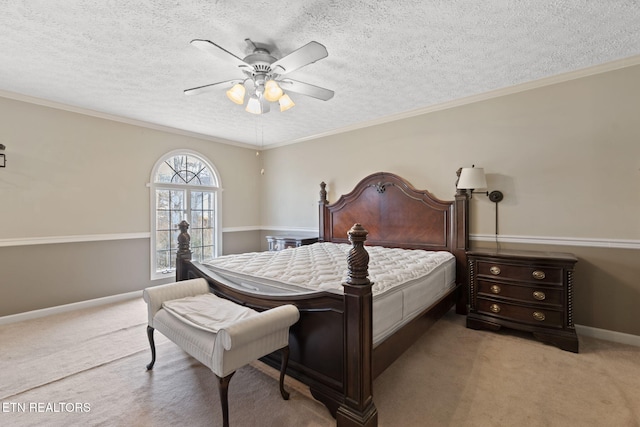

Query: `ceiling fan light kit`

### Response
(185, 38, 334, 115)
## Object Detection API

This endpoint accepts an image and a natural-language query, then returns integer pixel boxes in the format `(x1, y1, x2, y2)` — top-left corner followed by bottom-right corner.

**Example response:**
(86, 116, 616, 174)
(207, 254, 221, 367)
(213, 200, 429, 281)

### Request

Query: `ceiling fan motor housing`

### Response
(244, 50, 277, 73)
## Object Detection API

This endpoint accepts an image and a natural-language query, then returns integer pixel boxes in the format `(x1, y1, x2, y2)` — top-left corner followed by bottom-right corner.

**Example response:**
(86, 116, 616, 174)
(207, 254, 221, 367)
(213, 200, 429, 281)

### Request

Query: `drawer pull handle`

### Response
(489, 304, 501, 313)
(490, 266, 501, 275)
(533, 291, 546, 301)
(532, 270, 546, 280)
(533, 311, 546, 321)
(490, 285, 501, 294)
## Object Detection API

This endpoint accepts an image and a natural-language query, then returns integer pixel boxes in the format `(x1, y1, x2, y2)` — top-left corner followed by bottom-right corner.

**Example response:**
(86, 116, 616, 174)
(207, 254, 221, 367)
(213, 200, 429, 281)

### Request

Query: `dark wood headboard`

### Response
(319, 172, 469, 284)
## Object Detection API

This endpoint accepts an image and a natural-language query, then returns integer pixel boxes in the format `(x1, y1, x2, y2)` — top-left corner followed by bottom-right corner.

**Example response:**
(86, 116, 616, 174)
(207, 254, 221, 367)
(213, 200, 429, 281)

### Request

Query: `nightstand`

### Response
(466, 249, 579, 352)
(266, 235, 318, 251)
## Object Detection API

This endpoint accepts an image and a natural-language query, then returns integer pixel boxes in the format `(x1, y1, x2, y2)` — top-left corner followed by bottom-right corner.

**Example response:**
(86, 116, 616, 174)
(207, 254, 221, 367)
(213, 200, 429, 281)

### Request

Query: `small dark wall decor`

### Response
(0, 144, 5, 167)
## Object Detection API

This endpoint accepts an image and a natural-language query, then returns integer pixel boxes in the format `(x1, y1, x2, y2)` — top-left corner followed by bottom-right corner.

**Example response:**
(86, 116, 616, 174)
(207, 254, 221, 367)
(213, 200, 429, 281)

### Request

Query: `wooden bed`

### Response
(175, 171, 469, 427)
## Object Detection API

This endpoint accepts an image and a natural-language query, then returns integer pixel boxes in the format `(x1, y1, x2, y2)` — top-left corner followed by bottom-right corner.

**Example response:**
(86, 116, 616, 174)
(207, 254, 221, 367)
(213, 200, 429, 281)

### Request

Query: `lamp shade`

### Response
(226, 83, 246, 105)
(278, 93, 295, 112)
(264, 80, 283, 102)
(457, 167, 487, 190)
(245, 94, 262, 114)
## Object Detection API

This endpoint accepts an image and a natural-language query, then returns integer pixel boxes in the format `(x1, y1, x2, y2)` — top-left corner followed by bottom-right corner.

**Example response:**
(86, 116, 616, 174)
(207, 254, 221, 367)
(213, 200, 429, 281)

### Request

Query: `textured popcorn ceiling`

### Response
(1, 1, 639, 147)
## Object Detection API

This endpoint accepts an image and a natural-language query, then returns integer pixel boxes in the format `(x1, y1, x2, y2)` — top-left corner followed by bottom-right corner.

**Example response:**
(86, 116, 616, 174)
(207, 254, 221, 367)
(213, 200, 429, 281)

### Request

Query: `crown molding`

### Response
(3, 55, 639, 151)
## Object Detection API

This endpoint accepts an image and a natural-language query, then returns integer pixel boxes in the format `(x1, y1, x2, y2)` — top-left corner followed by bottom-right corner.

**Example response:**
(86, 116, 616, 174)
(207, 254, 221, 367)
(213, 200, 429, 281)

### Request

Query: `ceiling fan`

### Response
(184, 38, 334, 114)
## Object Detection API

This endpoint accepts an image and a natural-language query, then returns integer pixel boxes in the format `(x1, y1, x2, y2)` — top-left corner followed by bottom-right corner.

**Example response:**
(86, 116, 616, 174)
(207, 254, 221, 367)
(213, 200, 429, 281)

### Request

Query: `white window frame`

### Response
(148, 149, 222, 280)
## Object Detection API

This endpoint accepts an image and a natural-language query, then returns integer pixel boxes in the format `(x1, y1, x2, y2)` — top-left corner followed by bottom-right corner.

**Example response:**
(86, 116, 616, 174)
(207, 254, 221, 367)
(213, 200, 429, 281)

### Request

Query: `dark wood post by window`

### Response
(176, 220, 192, 282)
(319, 181, 329, 242)
(336, 223, 378, 427)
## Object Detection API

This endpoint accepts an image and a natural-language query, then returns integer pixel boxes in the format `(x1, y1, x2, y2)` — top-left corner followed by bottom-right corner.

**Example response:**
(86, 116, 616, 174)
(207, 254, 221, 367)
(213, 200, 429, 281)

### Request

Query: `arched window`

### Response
(149, 150, 221, 279)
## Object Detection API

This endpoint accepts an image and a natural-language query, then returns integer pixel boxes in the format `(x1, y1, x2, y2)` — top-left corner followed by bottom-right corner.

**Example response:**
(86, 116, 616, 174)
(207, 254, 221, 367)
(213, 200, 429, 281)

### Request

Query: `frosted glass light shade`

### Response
(226, 84, 246, 104)
(278, 93, 295, 112)
(457, 167, 487, 190)
(245, 95, 262, 114)
(264, 80, 283, 102)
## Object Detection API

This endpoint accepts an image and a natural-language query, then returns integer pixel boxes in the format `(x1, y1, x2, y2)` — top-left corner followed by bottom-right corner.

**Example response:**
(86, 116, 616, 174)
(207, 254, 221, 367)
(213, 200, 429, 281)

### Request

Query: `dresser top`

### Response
(266, 235, 318, 240)
(467, 248, 578, 263)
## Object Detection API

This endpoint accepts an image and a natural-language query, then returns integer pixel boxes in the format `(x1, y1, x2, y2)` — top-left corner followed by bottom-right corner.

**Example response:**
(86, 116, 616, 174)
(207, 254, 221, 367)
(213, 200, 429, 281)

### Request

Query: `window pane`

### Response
(201, 245, 214, 260)
(192, 247, 202, 263)
(170, 211, 184, 230)
(202, 192, 214, 210)
(168, 248, 177, 270)
(170, 190, 184, 210)
(156, 250, 170, 271)
(190, 211, 201, 229)
(202, 228, 213, 246)
(155, 189, 185, 273)
(156, 210, 171, 230)
(156, 231, 170, 249)
(190, 228, 202, 248)
(189, 189, 215, 263)
(201, 210, 212, 229)
(156, 190, 170, 209)
(155, 162, 175, 184)
(192, 191, 203, 210)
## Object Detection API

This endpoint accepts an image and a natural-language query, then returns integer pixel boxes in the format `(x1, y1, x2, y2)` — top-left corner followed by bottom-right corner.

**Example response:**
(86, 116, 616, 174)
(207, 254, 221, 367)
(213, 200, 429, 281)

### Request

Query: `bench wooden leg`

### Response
(279, 346, 290, 400)
(217, 372, 235, 427)
(146, 326, 156, 370)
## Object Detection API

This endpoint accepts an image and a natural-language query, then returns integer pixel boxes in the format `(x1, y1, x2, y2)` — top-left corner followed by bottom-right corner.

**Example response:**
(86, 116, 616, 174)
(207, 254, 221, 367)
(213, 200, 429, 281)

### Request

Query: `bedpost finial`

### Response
(319, 181, 327, 204)
(348, 223, 368, 242)
(346, 223, 370, 286)
(177, 220, 191, 254)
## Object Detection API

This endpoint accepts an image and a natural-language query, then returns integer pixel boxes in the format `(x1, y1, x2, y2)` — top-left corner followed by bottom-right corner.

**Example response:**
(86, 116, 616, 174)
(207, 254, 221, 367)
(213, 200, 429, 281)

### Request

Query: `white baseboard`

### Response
(0, 290, 142, 326)
(575, 324, 640, 348)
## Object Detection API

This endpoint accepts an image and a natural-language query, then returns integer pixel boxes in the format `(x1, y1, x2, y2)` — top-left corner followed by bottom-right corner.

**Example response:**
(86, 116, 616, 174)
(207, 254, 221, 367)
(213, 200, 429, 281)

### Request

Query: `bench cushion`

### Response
(162, 293, 258, 333)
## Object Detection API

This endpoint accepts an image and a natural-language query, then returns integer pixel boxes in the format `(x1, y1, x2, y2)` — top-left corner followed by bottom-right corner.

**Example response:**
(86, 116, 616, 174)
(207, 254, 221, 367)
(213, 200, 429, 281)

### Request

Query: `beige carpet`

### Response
(1, 298, 639, 426)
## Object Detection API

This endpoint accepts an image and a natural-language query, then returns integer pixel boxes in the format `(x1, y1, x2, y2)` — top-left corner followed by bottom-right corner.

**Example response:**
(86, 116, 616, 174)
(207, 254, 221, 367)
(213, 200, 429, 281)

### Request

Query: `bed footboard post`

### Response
(176, 220, 192, 282)
(336, 223, 378, 427)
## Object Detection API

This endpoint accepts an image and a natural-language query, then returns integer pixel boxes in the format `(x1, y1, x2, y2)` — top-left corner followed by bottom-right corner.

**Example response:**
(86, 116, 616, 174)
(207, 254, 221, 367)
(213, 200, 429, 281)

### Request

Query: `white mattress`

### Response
(202, 242, 456, 345)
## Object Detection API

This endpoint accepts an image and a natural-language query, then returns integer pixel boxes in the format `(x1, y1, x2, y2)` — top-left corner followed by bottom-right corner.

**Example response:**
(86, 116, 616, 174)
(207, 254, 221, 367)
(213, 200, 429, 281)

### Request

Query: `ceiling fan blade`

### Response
(184, 79, 242, 96)
(190, 39, 252, 70)
(270, 41, 328, 75)
(279, 79, 334, 101)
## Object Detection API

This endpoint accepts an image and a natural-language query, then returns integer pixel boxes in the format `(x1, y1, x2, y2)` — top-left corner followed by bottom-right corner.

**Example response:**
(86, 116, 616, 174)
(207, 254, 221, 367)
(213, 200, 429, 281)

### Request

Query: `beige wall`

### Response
(0, 97, 262, 316)
(260, 64, 640, 336)
(0, 97, 262, 237)
(1, 65, 639, 336)
(260, 65, 640, 239)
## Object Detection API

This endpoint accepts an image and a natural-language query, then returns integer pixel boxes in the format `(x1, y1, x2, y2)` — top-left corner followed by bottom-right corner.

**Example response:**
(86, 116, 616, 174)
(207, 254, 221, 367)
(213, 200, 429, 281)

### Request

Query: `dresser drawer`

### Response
(476, 261, 563, 285)
(477, 279, 563, 307)
(476, 298, 563, 328)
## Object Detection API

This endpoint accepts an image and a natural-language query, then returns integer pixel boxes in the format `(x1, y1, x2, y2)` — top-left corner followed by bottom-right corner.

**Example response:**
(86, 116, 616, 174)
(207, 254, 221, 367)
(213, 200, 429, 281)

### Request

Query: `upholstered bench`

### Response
(143, 278, 300, 427)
